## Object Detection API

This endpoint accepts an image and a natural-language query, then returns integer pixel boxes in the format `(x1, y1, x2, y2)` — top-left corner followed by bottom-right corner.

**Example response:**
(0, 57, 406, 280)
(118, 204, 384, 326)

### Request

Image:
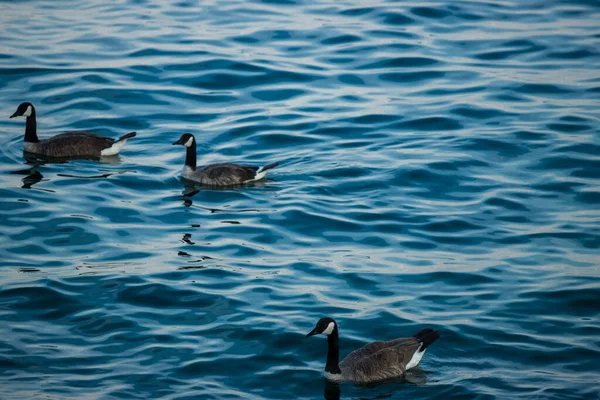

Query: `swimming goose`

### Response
(172, 133, 279, 186)
(306, 317, 440, 384)
(10, 102, 136, 158)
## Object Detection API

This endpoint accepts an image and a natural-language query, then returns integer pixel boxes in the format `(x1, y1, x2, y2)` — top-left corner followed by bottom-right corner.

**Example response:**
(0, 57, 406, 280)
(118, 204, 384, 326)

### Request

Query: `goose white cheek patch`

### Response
(184, 137, 194, 147)
(23, 106, 32, 117)
(322, 322, 335, 335)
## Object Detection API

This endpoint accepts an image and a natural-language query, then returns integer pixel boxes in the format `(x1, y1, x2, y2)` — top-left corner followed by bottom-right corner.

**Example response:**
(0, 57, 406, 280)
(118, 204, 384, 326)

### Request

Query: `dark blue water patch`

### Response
(126, 64, 163, 80)
(117, 282, 247, 310)
(379, 71, 445, 83)
(341, 114, 400, 125)
(511, 130, 552, 141)
(28, 81, 74, 93)
(450, 106, 516, 120)
(128, 48, 210, 59)
(94, 206, 145, 223)
(186, 70, 321, 90)
(0, 66, 64, 77)
(358, 57, 440, 69)
(0, 285, 85, 321)
(500, 231, 600, 248)
(572, 167, 600, 180)
(423, 85, 486, 97)
(52, 101, 112, 112)
(534, 155, 600, 172)
(251, 88, 306, 101)
(306, 125, 365, 139)
(339, 7, 375, 16)
(259, 0, 297, 5)
(575, 191, 600, 205)
(365, 29, 417, 40)
(44, 227, 100, 248)
(320, 34, 362, 46)
(419, 219, 485, 233)
(164, 58, 266, 73)
(558, 115, 593, 123)
(532, 181, 584, 194)
(484, 197, 530, 212)
(321, 57, 358, 65)
(63, 117, 150, 132)
(473, 39, 546, 60)
(547, 122, 592, 133)
(380, 12, 416, 26)
(554, 143, 600, 156)
(546, 48, 599, 59)
(5, 243, 51, 255)
(225, 128, 320, 148)
(490, 93, 533, 103)
(390, 116, 462, 131)
(513, 83, 577, 95)
(410, 6, 451, 19)
(42, 88, 170, 107)
(337, 74, 364, 85)
(518, 287, 600, 317)
(391, 168, 479, 200)
(458, 137, 529, 158)
(80, 73, 112, 84)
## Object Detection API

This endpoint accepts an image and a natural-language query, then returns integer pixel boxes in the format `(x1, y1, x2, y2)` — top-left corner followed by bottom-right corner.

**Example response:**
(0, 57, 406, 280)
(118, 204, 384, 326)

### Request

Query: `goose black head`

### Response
(10, 102, 35, 119)
(172, 133, 195, 148)
(306, 317, 337, 337)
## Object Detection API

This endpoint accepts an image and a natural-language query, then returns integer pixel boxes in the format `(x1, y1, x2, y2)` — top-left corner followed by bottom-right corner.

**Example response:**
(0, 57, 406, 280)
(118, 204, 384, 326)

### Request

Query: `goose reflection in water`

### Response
(11, 153, 45, 189)
(17, 151, 129, 184)
(10, 166, 44, 189)
(323, 367, 428, 400)
(324, 381, 340, 400)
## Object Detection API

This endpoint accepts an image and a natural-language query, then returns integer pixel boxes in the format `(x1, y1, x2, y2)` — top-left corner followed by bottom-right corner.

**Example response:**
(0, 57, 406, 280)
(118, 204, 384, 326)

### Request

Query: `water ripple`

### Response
(0, 0, 599, 399)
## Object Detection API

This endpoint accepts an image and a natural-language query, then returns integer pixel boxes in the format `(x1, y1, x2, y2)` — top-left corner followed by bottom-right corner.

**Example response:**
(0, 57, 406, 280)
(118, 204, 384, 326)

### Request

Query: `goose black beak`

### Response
(172, 139, 182, 145)
(306, 328, 319, 338)
(9, 111, 18, 119)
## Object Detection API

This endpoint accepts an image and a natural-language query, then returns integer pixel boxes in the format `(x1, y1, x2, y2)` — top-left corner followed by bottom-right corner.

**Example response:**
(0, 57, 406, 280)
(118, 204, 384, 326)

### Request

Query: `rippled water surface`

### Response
(1, 0, 599, 399)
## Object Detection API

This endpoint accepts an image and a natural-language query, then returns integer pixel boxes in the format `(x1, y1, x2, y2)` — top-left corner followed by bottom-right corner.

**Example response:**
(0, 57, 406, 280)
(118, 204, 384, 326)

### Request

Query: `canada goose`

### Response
(10, 102, 136, 158)
(306, 317, 440, 384)
(172, 133, 279, 186)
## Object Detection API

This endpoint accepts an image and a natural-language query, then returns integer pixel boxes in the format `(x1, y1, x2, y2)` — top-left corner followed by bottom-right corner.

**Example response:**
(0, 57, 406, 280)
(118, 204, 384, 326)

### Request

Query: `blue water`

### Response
(1, 0, 599, 399)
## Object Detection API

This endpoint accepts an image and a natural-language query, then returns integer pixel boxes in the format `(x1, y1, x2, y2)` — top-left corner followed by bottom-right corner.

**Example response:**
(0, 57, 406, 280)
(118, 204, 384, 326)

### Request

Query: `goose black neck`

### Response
(185, 142, 197, 170)
(25, 110, 39, 143)
(325, 327, 341, 375)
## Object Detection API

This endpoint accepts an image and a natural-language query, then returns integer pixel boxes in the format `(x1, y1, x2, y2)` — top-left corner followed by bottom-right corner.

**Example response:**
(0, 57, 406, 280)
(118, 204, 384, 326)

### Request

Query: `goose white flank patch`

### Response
(10, 102, 136, 158)
(306, 317, 440, 384)
(172, 132, 279, 186)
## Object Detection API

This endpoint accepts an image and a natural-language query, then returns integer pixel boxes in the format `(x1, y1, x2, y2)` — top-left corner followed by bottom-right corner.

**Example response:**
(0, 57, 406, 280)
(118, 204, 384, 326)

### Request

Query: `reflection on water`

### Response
(324, 381, 341, 400)
(10, 166, 44, 189)
(12, 151, 127, 186)
(403, 368, 428, 386)
(322, 368, 427, 399)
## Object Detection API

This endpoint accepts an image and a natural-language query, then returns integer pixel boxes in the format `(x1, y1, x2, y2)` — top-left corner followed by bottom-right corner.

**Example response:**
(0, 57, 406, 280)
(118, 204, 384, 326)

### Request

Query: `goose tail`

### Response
(413, 328, 440, 352)
(252, 161, 279, 181)
(101, 132, 137, 156)
(117, 131, 137, 142)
